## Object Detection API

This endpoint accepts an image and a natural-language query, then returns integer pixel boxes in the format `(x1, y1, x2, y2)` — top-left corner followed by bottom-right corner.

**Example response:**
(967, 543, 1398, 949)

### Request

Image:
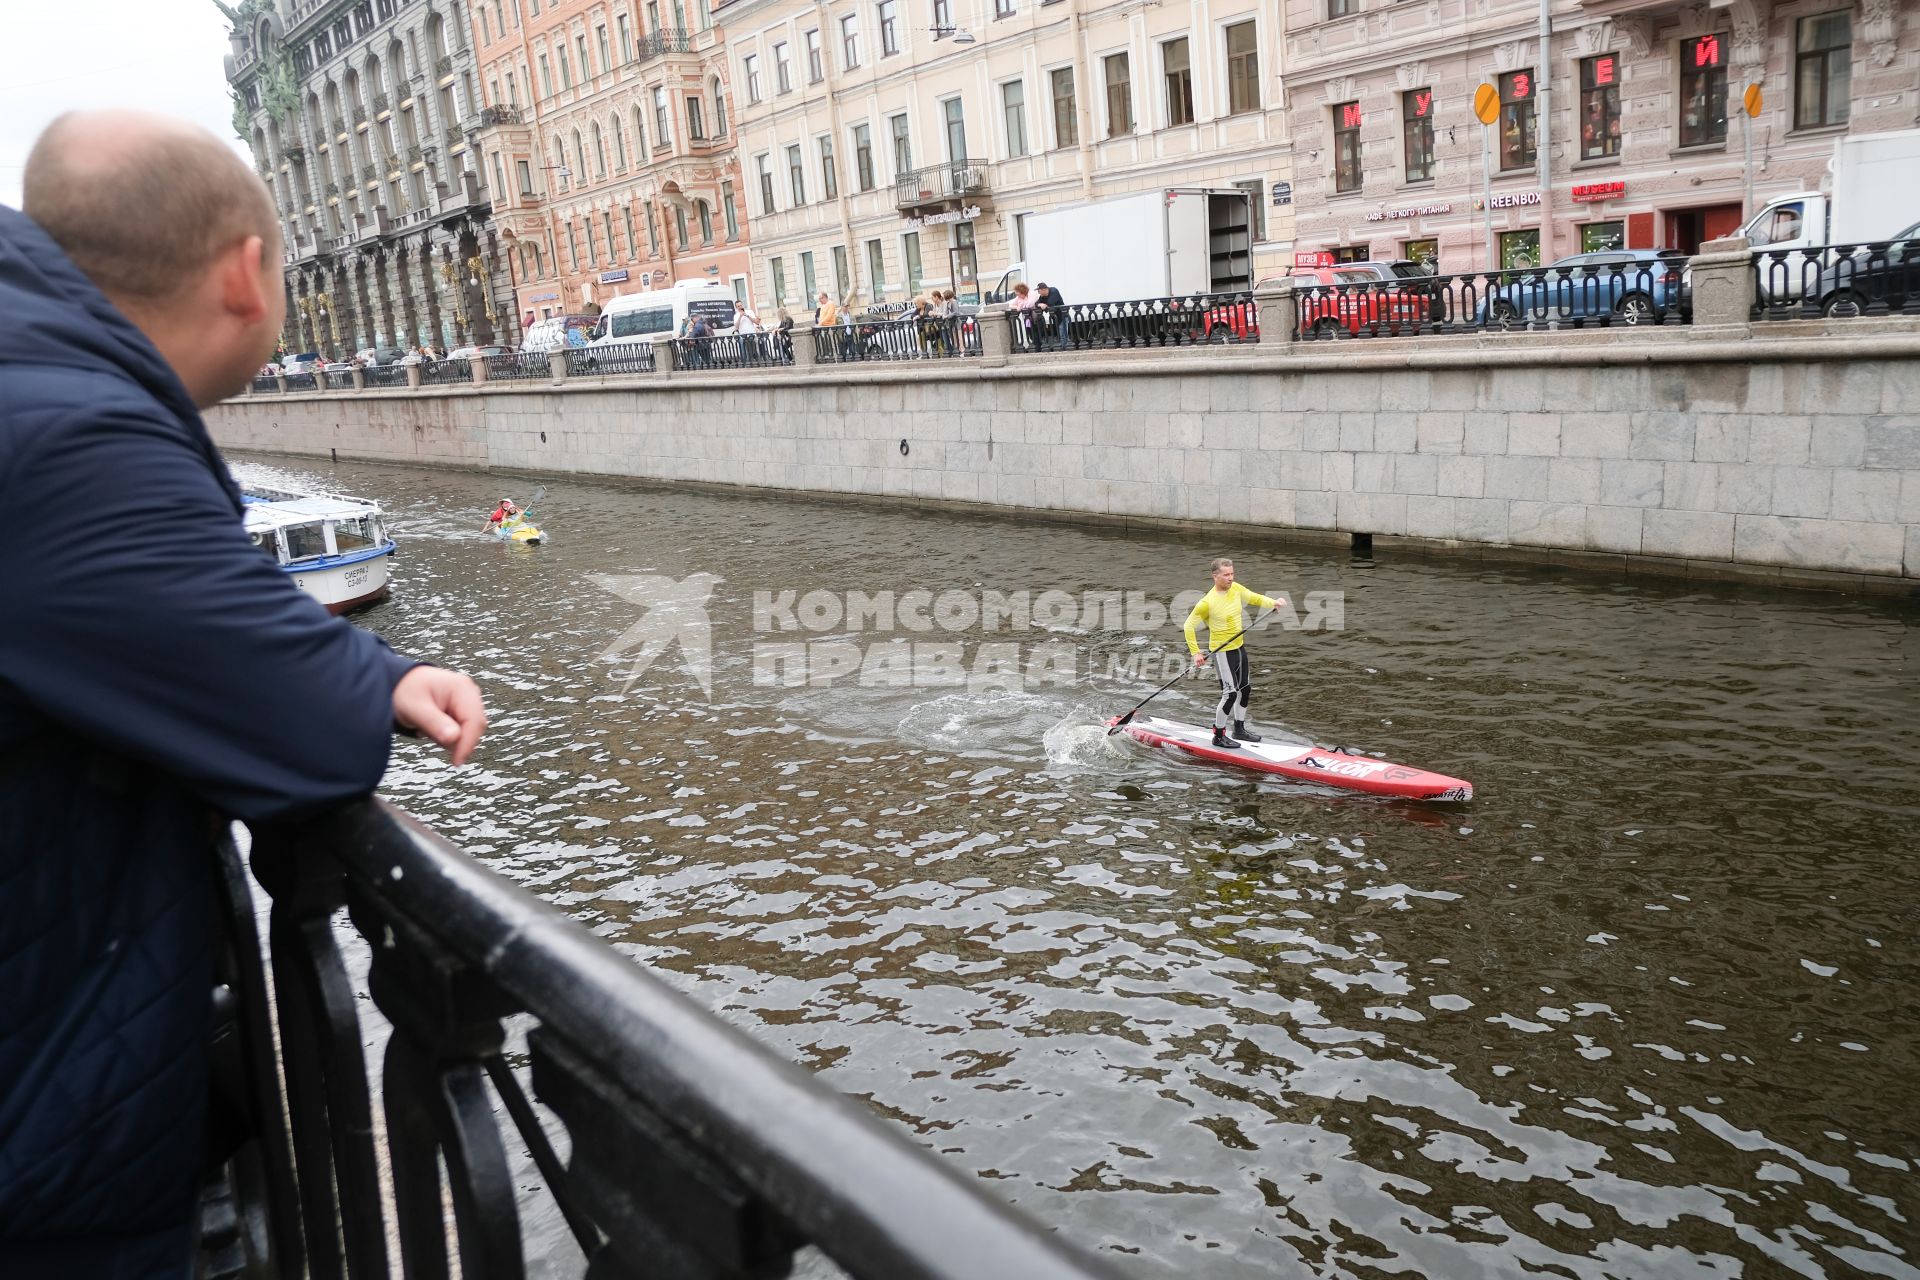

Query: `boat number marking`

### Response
(344, 567, 369, 588)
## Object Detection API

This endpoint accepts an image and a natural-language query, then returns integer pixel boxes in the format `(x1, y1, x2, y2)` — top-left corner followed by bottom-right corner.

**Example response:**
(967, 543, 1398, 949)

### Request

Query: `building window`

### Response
(698, 199, 713, 243)
(774, 41, 792, 93)
(712, 78, 726, 134)
(820, 136, 839, 198)
(1331, 101, 1361, 193)
(1576, 54, 1621, 160)
(722, 181, 739, 238)
(1103, 53, 1132, 137)
(578, 33, 592, 78)
(771, 256, 788, 305)
(538, 53, 553, 97)
(994, 0, 1013, 16)
(787, 143, 806, 204)
(675, 206, 689, 250)
(613, 115, 629, 168)
(805, 28, 824, 81)
(1162, 38, 1193, 128)
(1679, 33, 1727, 146)
(1499, 228, 1540, 270)
(592, 122, 608, 175)
(1579, 221, 1625, 252)
(654, 86, 670, 145)
(516, 158, 533, 194)
(1328, 0, 1353, 15)
(566, 219, 579, 268)
(801, 249, 817, 299)
(889, 112, 912, 174)
(1049, 66, 1076, 148)
(558, 46, 571, 90)
(1499, 68, 1537, 169)
(596, 26, 610, 75)
(902, 231, 922, 293)
(645, 203, 660, 254)
(934, 0, 952, 27)
(687, 95, 705, 139)
(1794, 12, 1851, 130)
(942, 96, 967, 161)
(1224, 21, 1259, 115)
(1001, 79, 1027, 157)
(853, 123, 875, 189)
(879, 0, 899, 56)
(603, 211, 616, 258)
(866, 237, 887, 294)
(1402, 238, 1438, 270)
(832, 245, 850, 296)
(1403, 87, 1435, 181)
(618, 14, 632, 61)
(756, 152, 775, 213)
(744, 53, 761, 102)
(840, 14, 860, 68)
(623, 206, 637, 257)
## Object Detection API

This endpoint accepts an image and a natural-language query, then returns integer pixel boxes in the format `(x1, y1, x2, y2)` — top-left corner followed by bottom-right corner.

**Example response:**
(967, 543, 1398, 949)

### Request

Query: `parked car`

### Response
(354, 345, 408, 366)
(1813, 218, 1920, 316)
(1283, 265, 1431, 338)
(282, 351, 322, 373)
(446, 345, 509, 360)
(320, 360, 355, 374)
(1480, 249, 1688, 328)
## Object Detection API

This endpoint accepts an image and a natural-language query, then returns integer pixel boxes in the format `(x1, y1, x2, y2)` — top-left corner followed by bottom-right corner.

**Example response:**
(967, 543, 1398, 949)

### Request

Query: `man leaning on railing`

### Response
(0, 111, 488, 1279)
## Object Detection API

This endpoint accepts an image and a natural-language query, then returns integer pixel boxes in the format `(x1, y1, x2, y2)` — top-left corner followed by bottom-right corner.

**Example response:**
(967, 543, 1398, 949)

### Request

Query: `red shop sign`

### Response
(1294, 251, 1334, 267)
(1572, 181, 1626, 203)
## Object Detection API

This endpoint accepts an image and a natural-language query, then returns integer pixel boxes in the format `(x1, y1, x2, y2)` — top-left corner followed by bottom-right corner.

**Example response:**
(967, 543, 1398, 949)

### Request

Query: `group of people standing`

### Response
(1007, 280, 1071, 350)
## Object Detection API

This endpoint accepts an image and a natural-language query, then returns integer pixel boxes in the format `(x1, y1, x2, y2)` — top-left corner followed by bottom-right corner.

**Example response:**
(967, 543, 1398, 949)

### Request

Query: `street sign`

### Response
(1271, 181, 1293, 207)
(1473, 83, 1499, 126)
(1743, 83, 1763, 117)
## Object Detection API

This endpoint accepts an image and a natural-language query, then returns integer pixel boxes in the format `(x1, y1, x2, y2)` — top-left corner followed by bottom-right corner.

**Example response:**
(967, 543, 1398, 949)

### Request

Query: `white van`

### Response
(523, 314, 601, 353)
(589, 282, 739, 348)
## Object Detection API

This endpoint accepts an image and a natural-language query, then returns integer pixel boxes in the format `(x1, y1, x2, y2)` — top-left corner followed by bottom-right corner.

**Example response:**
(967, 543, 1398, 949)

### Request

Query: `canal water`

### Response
(239, 454, 1920, 1279)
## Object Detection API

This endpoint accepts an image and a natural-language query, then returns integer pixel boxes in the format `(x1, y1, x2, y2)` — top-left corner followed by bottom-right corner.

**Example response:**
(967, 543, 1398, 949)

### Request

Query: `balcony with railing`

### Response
(893, 159, 991, 213)
(637, 28, 693, 60)
(478, 103, 523, 127)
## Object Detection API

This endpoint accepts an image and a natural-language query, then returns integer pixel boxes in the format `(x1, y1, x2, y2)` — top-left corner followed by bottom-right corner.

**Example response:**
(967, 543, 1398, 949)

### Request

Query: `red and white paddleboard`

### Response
(1108, 715, 1473, 802)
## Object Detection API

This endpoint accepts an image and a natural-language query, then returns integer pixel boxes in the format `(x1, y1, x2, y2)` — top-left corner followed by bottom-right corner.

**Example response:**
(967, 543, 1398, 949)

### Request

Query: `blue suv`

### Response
(1481, 249, 1689, 328)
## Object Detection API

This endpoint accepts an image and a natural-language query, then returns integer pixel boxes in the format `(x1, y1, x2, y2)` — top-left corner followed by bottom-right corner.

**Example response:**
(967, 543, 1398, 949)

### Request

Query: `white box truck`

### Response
(1007, 188, 1256, 304)
(1742, 128, 1920, 251)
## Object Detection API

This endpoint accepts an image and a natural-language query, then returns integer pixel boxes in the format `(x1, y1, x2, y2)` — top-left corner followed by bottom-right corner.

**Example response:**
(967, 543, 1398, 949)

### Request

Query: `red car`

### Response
(1279, 265, 1431, 338)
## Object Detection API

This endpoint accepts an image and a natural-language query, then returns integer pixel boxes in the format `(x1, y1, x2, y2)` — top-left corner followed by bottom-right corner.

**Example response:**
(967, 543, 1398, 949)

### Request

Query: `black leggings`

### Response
(1212, 648, 1250, 730)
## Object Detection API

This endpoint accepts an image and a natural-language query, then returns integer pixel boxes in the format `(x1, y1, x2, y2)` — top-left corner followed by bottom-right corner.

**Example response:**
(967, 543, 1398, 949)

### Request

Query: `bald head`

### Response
(24, 110, 279, 305)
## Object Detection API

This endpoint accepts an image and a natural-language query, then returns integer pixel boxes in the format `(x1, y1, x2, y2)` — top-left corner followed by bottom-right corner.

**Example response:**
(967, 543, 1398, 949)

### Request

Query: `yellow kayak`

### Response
(494, 518, 545, 544)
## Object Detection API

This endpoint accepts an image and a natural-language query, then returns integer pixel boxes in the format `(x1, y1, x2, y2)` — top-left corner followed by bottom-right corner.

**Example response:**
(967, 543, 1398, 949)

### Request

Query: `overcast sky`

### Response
(0, 0, 248, 209)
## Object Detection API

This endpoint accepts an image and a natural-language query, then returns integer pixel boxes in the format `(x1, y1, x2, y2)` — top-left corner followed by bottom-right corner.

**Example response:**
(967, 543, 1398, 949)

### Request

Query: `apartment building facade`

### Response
(718, 0, 1295, 315)
(467, 0, 753, 325)
(225, 0, 515, 356)
(1282, 0, 1919, 274)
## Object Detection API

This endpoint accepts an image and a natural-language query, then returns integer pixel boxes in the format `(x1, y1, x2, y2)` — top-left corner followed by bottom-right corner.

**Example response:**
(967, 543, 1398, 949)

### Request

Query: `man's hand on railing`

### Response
(393, 666, 488, 764)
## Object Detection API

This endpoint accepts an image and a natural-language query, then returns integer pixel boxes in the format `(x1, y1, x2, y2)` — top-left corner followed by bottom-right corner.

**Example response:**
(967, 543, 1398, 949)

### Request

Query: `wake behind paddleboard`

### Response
(1108, 715, 1472, 801)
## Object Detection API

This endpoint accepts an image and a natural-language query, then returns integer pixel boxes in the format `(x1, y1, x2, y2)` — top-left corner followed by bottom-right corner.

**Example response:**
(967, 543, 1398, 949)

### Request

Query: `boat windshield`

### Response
(284, 522, 329, 562)
(332, 516, 382, 553)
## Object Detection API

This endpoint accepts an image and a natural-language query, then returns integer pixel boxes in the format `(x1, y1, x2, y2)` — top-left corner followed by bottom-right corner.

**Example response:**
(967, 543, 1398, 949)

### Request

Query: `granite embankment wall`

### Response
(207, 333, 1920, 593)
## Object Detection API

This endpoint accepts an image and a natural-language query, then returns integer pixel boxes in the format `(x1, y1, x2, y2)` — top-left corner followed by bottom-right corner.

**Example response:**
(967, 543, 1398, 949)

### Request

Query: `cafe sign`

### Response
(1571, 181, 1626, 203)
(1365, 201, 1454, 223)
(905, 204, 982, 228)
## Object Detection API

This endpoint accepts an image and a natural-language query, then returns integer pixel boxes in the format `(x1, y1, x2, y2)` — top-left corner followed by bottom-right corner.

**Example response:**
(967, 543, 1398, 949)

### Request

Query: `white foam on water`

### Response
(1042, 718, 1137, 768)
(893, 687, 1080, 757)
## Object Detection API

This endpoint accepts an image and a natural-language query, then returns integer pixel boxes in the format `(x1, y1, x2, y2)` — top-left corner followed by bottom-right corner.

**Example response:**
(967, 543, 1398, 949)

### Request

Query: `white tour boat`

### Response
(241, 484, 398, 613)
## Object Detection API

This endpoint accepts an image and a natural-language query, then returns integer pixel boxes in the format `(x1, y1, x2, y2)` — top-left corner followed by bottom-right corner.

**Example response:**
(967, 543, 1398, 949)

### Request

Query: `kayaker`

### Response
(1183, 557, 1287, 750)
(486, 497, 519, 531)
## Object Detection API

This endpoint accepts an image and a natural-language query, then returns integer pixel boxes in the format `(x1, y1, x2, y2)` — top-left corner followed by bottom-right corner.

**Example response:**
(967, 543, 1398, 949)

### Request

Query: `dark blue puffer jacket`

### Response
(0, 204, 418, 1274)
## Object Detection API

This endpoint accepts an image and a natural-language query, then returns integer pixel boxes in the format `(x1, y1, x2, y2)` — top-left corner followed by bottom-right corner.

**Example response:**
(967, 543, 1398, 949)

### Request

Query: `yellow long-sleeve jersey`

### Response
(1184, 582, 1277, 656)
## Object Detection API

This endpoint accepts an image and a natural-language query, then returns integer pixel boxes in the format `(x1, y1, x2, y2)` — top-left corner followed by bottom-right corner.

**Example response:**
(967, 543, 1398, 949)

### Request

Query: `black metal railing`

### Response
(1752, 239, 1920, 320)
(283, 371, 318, 391)
(1293, 262, 1689, 340)
(478, 103, 522, 126)
(670, 332, 786, 370)
(819, 314, 979, 362)
(637, 28, 692, 58)
(204, 800, 1121, 1278)
(420, 357, 472, 384)
(893, 159, 990, 210)
(362, 364, 411, 387)
(485, 350, 554, 381)
(251, 375, 282, 393)
(566, 343, 657, 376)
(1009, 293, 1257, 353)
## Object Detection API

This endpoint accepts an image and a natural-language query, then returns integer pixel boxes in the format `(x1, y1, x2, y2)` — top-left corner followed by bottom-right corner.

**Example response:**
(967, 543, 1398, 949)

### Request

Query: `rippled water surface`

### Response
(238, 454, 1920, 1278)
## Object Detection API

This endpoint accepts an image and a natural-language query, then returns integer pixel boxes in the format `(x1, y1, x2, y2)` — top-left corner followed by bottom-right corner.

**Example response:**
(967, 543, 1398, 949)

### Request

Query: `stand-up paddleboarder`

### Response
(1183, 557, 1285, 750)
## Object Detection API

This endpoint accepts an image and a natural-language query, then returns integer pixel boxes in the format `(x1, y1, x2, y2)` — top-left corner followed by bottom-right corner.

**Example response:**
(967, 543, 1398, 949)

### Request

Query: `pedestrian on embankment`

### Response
(0, 109, 489, 1279)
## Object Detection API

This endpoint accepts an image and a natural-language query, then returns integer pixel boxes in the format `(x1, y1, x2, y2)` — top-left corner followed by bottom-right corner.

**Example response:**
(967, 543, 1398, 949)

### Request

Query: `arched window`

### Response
(592, 122, 607, 177)
(674, 206, 688, 250)
(612, 114, 627, 169)
(631, 105, 647, 157)
(697, 199, 712, 243)
(555, 138, 570, 187)
(710, 76, 726, 135)
(572, 128, 587, 180)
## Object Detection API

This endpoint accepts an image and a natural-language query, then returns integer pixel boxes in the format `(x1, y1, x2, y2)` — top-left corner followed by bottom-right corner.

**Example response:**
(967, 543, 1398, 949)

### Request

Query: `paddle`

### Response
(1107, 608, 1270, 735)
